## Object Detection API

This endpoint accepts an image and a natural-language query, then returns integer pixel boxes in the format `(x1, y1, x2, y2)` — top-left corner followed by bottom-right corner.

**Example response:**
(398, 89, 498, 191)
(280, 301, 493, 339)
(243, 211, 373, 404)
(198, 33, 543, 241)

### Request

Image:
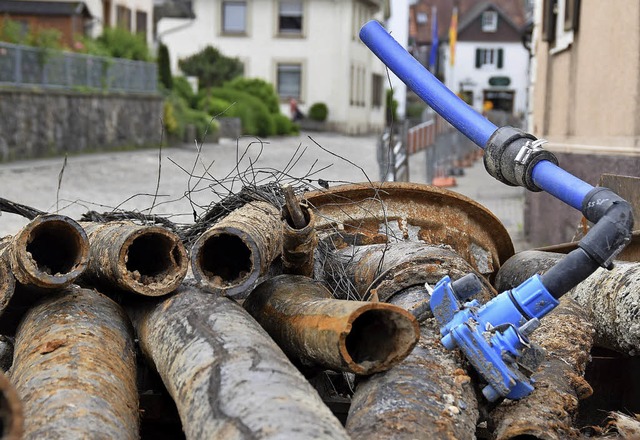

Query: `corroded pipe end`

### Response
(282, 205, 316, 277)
(10, 214, 89, 289)
(0, 257, 16, 314)
(116, 226, 188, 296)
(0, 370, 23, 440)
(341, 302, 420, 375)
(190, 227, 260, 298)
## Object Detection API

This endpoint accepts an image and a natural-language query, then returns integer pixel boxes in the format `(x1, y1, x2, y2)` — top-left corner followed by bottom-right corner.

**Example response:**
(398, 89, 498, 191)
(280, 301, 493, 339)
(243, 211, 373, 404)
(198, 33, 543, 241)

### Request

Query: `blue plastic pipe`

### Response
(359, 20, 497, 148)
(531, 161, 593, 210)
(360, 20, 595, 211)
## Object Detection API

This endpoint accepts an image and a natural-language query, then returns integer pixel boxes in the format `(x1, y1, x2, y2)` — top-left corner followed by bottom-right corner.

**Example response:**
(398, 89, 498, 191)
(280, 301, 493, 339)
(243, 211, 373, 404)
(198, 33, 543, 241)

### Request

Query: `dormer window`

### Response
(482, 11, 498, 32)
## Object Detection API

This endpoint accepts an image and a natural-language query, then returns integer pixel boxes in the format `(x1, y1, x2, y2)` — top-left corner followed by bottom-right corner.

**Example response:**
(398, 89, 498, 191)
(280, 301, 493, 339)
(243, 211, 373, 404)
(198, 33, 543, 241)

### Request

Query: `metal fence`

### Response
(377, 121, 409, 182)
(0, 42, 157, 93)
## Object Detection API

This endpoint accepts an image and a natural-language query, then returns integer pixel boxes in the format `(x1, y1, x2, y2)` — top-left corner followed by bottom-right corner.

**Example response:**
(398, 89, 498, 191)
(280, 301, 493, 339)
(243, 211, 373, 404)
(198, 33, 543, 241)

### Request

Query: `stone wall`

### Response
(525, 152, 640, 247)
(0, 89, 163, 162)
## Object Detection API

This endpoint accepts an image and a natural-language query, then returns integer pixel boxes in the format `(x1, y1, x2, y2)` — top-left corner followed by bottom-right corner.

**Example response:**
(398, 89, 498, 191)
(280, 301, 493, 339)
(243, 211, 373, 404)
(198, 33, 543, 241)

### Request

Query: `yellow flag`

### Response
(449, 7, 458, 66)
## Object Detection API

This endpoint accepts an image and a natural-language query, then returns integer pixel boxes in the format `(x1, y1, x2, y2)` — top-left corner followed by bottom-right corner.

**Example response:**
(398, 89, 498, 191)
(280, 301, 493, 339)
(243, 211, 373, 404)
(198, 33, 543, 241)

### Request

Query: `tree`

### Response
(178, 46, 243, 89)
(157, 42, 173, 90)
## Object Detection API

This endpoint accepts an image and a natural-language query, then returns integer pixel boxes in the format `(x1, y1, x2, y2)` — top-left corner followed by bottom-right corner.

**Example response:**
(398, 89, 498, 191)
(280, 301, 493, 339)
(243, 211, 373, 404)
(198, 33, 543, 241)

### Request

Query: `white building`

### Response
(442, 2, 529, 117)
(86, 0, 154, 46)
(157, 0, 391, 134)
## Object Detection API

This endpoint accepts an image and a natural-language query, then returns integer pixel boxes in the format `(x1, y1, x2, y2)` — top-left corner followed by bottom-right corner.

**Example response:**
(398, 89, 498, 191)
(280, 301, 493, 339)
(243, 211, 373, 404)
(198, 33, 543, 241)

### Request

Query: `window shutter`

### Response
(475, 49, 481, 68)
(497, 49, 504, 68)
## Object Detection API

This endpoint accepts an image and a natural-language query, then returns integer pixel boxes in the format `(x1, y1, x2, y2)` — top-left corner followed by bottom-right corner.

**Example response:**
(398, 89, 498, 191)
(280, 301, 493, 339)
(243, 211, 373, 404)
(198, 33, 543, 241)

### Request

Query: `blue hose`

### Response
(531, 161, 593, 210)
(360, 20, 595, 211)
(359, 20, 497, 148)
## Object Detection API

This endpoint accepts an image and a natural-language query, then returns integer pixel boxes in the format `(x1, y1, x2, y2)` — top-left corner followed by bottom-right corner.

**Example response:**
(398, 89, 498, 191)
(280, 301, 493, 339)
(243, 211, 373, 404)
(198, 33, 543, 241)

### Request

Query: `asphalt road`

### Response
(0, 132, 380, 236)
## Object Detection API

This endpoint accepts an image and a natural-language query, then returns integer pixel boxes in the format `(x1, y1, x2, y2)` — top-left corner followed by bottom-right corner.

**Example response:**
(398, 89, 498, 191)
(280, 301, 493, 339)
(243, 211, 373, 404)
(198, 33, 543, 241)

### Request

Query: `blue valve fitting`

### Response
(430, 274, 557, 401)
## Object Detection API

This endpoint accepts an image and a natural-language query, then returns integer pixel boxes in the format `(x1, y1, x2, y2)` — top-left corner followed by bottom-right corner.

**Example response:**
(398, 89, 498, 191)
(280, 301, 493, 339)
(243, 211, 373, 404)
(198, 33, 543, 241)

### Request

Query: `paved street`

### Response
(0, 131, 527, 251)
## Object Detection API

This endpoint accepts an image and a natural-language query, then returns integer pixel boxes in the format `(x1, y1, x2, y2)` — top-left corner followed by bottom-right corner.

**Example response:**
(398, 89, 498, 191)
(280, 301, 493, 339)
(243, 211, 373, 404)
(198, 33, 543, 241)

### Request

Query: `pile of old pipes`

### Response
(0, 180, 638, 439)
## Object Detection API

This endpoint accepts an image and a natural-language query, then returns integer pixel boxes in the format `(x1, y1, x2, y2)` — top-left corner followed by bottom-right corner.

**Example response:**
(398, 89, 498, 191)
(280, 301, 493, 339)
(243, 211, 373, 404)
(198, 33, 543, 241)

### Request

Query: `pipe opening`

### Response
(198, 233, 252, 285)
(26, 221, 83, 275)
(346, 309, 415, 366)
(126, 234, 183, 284)
(284, 205, 311, 229)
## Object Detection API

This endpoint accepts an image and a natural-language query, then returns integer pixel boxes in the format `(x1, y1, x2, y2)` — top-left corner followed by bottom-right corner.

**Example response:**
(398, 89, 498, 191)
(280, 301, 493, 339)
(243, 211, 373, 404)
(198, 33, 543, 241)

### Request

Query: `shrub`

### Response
(178, 46, 243, 89)
(273, 113, 298, 135)
(173, 76, 196, 106)
(0, 17, 26, 44)
(165, 94, 219, 142)
(308, 102, 328, 122)
(386, 89, 399, 124)
(197, 95, 235, 117)
(157, 42, 173, 90)
(224, 77, 280, 114)
(96, 27, 151, 61)
(205, 88, 276, 137)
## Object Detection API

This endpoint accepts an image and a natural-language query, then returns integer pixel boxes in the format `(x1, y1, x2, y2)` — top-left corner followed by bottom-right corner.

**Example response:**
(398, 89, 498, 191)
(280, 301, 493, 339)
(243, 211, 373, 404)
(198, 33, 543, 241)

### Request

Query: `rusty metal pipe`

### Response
(0, 370, 23, 439)
(10, 286, 139, 439)
(346, 285, 480, 440)
(282, 199, 316, 277)
(129, 284, 349, 439)
(495, 250, 640, 355)
(323, 242, 497, 304)
(190, 201, 282, 298)
(243, 274, 420, 375)
(0, 214, 88, 290)
(81, 221, 188, 296)
(488, 298, 594, 440)
(0, 256, 15, 316)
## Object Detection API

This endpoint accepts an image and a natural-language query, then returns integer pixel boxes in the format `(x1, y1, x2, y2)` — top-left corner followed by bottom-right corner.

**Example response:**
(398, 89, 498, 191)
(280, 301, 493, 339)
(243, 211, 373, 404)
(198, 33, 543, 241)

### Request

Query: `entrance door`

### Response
(483, 90, 514, 113)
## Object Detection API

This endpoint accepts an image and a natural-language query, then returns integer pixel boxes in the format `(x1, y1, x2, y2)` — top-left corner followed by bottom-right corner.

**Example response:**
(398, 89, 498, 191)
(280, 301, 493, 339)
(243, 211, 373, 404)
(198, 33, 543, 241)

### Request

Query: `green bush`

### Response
(224, 77, 280, 114)
(205, 88, 276, 137)
(386, 89, 399, 124)
(165, 94, 219, 142)
(95, 27, 151, 61)
(0, 16, 26, 44)
(173, 76, 196, 106)
(157, 42, 173, 90)
(308, 102, 328, 122)
(196, 95, 234, 117)
(273, 113, 298, 135)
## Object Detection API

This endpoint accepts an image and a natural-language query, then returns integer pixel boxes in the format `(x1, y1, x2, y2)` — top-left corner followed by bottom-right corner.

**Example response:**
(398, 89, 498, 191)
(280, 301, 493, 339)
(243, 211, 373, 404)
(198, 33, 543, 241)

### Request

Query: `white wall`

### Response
(443, 41, 530, 115)
(158, 0, 385, 134)
(385, 0, 409, 119)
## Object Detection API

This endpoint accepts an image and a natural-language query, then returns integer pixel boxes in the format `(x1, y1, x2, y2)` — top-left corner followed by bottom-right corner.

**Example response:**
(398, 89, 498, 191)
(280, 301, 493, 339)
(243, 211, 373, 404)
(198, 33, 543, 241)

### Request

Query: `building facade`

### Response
(442, 2, 529, 116)
(157, 0, 389, 134)
(526, 0, 640, 246)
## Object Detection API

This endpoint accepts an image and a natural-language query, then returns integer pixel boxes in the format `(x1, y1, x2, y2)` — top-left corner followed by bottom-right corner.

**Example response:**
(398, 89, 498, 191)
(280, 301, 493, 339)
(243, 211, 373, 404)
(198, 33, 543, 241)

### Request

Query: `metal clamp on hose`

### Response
(483, 126, 558, 192)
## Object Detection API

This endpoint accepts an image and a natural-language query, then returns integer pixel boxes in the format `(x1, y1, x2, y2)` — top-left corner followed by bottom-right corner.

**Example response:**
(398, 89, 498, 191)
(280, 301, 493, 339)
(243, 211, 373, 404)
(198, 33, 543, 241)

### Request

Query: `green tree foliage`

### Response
(386, 89, 398, 124)
(157, 42, 173, 90)
(0, 16, 26, 44)
(178, 46, 243, 89)
(224, 77, 279, 114)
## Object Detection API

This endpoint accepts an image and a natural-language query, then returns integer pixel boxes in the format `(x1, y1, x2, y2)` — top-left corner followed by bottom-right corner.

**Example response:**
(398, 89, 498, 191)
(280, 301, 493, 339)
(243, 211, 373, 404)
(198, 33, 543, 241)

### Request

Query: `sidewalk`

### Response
(409, 147, 529, 252)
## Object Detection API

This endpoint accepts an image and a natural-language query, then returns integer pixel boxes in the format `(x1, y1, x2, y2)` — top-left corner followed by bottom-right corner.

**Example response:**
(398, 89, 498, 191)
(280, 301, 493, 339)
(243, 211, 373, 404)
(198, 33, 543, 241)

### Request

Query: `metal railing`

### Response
(377, 121, 409, 182)
(0, 42, 157, 93)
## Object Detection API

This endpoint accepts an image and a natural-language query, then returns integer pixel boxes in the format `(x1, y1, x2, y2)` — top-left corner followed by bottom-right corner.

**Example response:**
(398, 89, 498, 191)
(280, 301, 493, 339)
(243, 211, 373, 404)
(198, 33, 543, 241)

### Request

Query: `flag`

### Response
(449, 7, 458, 66)
(428, 6, 438, 70)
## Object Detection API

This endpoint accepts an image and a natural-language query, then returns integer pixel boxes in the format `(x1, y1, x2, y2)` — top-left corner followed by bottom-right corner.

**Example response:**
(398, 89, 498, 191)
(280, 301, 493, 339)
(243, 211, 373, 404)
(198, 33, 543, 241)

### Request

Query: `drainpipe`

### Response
(360, 20, 634, 401)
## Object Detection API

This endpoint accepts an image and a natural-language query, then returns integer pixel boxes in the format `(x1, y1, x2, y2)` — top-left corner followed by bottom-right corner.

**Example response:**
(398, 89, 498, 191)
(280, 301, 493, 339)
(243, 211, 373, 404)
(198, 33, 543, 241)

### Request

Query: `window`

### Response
(481, 11, 497, 32)
(277, 63, 302, 100)
(222, 1, 246, 34)
(136, 11, 147, 40)
(475, 48, 504, 69)
(416, 12, 428, 24)
(350, 64, 365, 107)
(371, 74, 384, 108)
(543, 0, 579, 52)
(278, 1, 303, 35)
(116, 5, 131, 31)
